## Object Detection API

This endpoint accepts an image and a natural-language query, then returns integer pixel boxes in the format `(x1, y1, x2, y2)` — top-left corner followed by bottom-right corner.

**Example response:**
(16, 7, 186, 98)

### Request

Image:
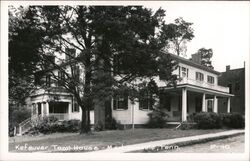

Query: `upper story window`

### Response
(113, 94, 128, 110)
(58, 71, 65, 86)
(181, 67, 189, 78)
(235, 82, 240, 91)
(72, 65, 80, 81)
(228, 83, 232, 94)
(196, 72, 204, 81)
(65, 48, 76, 61)
(45, 75, 51, 87)
(207, 75, 214, 84)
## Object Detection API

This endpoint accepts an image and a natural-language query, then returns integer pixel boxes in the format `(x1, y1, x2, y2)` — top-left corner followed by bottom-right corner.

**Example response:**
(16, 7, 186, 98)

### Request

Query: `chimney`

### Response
(226, 65, 230, 71)
(191, 53, 202, 64)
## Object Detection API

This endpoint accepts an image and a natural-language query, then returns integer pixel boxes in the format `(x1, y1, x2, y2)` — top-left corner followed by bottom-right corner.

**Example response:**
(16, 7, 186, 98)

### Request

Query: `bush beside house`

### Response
(146, 109, 169, 128)
(193, 112, 244, 129)
(29, 116, 81, 134)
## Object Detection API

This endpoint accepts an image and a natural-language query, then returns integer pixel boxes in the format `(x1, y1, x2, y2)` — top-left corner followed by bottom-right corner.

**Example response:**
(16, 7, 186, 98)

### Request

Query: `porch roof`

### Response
(161, 84, 234, 97)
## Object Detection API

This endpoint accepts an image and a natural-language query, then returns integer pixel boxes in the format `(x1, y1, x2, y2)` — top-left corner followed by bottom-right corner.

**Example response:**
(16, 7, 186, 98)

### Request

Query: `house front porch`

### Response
(160, 84, 234, 122)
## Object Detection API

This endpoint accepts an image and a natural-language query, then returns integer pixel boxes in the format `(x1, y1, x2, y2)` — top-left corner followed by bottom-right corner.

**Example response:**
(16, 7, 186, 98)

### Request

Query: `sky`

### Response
(6, 1, 250, 72)
(145, 1, 250, 72)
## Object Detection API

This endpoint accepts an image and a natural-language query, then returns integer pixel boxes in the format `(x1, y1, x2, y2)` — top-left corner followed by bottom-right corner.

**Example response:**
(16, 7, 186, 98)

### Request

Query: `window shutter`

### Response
(113, 97, 117, 110)
(123, 94, 128, 110)
(139, 98, 143, 110)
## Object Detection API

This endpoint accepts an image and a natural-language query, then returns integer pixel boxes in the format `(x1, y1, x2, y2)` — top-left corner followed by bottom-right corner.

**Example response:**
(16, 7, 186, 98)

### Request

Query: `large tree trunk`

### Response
(80, 106, 90, 134)
(93, 98, 106, 130)
(80, 61, 92, 134)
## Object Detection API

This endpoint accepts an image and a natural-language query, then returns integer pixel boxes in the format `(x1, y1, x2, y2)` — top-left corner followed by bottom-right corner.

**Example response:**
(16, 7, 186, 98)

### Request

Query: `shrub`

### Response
(30, 118, 80, 134)
(220, 113, 244, 129)
(193, 112, 221, 129)
(9, 105, 31, 136)
(60, 119, 80, 132)
(146, 109, 169, 128)
(179, 121, 196, 130)
(105, 117, 120, 130)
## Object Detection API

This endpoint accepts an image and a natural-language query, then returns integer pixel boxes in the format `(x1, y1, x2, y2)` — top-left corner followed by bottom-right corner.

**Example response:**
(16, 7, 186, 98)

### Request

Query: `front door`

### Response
(195, 97, 202, 112)
(37, 103, 42, 115)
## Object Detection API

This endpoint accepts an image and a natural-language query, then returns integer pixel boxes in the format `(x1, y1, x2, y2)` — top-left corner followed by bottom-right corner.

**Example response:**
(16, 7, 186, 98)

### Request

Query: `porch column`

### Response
(227, 97, 231, 113)
(45, 102, 49, 116)
(202, 93, 206, 112)
(36, 103, 38, 116)
(41, 103, 44, 117)
(213, 95, 218, 113)
(182, 88, 187, 122)
(68, 102, 72, 120)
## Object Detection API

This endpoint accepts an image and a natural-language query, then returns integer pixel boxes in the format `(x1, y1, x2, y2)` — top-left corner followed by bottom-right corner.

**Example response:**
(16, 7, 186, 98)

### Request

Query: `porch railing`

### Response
(179, 78, 229, 93)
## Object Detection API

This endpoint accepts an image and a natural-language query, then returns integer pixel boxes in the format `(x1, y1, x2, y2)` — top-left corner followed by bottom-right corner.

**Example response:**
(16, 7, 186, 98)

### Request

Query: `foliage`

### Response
(9, 6, 179, 133)
(193, 112, 245, 129)
(197, 48, 214, 69)
(146, 108, 169, 128)
(162, 17, 194, 56)
(105, 116, 122, 130)
(9, 105, 31, 136)
(193, 112, 221, 129)
(179, 121, 196, 130)
(30, 118, 80, 134)
(220, 113, 245, 129)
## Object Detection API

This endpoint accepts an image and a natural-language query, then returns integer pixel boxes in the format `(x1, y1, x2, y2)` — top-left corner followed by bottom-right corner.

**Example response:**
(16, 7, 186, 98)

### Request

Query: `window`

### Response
(181, 67, 188, 78)
(228, 84, 232, 94)
(207, 99, 213, 112)
(235, 82, 240, 91)
(72, 103, 80, 112)
(113, 94, 128, 110)
(139, 90, 154, 110)
(65, 48, 76, 61)
(207, 75, 214, 84)
(58, 71, 65, 86)
(196, 72, 204, 81)
(46, 75, 51, 87)
(72, 65, 80, 81)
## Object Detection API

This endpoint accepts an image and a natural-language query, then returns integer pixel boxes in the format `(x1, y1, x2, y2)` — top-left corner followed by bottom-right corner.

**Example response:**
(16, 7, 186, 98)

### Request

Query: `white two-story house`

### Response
(27, 51, 233, 127)
(111, 53, 234, 125)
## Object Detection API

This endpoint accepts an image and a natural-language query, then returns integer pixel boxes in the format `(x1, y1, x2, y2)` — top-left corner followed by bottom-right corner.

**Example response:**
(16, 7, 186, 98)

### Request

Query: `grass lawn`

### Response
(9, 128, 226, 152)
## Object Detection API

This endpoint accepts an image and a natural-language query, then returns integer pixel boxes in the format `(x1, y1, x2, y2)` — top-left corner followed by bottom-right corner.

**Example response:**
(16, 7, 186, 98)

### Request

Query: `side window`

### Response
(72, 103, 80, 112)
(46, 75, 51, 87)
(181, 67, 188, 78)
(228, 84, 232, 94)
(113, 94, 128, 110)
(235, 82, 240, 91)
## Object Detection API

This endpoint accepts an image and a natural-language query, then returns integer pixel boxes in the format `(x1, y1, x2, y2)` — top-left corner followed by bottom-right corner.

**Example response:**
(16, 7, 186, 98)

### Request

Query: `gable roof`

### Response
(161, 51, 221, 75)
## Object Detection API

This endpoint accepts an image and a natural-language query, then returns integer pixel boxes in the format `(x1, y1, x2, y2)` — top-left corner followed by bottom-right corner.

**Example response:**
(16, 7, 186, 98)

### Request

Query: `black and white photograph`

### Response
(0, 1, 249, 161)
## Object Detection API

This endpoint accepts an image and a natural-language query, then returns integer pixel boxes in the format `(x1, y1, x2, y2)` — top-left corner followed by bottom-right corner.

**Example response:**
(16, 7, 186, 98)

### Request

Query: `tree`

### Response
(10, 6, 178, 134)
(8, 6, 46, 132)
(162, 17, 194, 56)
(197, 48, 214, 69)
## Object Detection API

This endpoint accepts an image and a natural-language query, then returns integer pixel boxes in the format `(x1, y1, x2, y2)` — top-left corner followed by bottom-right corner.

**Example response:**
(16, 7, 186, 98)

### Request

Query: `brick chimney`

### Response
(226, 65, 230, 71)
(191, 53, 202, 64)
